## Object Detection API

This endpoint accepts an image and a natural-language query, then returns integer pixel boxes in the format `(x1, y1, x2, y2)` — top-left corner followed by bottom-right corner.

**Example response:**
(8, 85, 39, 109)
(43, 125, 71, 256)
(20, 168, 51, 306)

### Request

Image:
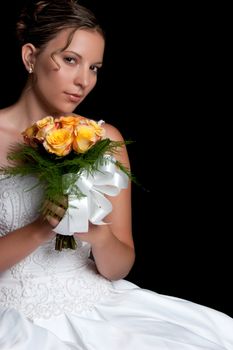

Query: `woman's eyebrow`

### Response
(64, 50, 103, 65)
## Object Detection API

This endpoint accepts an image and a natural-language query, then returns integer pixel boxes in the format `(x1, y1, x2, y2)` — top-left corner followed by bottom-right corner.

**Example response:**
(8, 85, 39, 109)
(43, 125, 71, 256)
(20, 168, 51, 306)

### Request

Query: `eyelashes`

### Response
(63, 56, 77, 65)
(90, 65, 101, 74)
(63, 56, 101, 74)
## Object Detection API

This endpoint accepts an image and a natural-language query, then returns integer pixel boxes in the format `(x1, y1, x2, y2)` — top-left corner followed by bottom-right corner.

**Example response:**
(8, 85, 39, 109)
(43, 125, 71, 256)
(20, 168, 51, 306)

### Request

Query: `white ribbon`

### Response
(53, 155, 129, 235)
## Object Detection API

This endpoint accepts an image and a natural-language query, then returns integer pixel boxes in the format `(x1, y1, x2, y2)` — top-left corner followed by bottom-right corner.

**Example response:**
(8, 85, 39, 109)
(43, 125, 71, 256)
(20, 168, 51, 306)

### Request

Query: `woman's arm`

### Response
(75, 123, 135, 280)
(0, 219, 55, 272)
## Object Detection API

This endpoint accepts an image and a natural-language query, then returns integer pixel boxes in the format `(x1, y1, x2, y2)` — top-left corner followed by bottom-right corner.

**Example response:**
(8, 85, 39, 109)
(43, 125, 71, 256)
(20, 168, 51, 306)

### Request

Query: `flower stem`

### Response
(55, 234, 77, 251)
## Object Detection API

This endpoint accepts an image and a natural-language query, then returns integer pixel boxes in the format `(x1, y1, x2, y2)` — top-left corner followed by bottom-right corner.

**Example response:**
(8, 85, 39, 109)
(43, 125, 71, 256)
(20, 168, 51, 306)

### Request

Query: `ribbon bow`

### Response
(54, 155, 129, 235)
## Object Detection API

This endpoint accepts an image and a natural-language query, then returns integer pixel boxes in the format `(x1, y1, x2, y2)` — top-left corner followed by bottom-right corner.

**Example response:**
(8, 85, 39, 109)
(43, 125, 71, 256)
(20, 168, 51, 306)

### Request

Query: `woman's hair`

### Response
(16, 0, 105, 49)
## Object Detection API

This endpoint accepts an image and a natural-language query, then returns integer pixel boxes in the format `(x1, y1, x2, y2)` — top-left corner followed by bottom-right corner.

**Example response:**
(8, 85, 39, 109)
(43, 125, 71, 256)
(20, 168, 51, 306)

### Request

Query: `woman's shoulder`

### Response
(103, 122, 125, 142)
(0, 107, 10, 121)
(101, 121, 129, 164)
(0, 106, 17, 127)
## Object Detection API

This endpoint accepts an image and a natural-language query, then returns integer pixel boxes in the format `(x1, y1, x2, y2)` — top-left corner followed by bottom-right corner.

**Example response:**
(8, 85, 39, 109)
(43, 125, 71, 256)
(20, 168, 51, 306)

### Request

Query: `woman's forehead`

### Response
(42, 28, 105, 59)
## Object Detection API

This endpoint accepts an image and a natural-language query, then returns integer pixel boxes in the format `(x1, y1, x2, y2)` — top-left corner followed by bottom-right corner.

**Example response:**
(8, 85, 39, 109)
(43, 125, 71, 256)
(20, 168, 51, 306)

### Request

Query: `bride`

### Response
(0, 1, 233, 349)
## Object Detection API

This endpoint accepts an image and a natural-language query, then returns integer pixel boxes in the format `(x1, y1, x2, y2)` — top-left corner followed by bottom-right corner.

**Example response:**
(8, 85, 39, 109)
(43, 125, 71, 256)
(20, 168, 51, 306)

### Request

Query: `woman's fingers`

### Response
(46, 214, 60, 228)
(42, 197, 68, 223)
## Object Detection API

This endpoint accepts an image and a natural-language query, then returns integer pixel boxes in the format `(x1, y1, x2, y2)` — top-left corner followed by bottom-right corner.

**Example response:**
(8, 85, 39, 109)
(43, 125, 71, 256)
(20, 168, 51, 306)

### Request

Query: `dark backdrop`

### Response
(0, 1, 232, 318)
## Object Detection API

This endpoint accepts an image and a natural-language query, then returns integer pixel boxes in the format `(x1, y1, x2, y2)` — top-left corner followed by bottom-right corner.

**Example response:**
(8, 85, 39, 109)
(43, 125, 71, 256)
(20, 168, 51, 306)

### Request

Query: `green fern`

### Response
(0, 138, 135, 202)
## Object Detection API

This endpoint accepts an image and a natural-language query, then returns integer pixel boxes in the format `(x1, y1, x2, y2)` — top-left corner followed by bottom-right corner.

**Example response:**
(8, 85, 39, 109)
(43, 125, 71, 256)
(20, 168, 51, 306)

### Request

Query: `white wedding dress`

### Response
(0, 174, 233, 350)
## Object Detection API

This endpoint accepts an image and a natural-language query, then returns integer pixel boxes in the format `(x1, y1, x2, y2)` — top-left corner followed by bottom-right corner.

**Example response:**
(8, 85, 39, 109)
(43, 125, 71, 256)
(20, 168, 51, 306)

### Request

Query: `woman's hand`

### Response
(74, 222, 135, 281)
(0, 217, 55, 272)
(32, 217, 57, 243)
(42, 197, 67, 228)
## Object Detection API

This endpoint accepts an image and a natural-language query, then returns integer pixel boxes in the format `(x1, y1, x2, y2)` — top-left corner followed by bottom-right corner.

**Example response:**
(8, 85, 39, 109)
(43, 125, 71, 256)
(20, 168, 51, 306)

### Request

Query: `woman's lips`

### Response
(64, 92, 82, 103)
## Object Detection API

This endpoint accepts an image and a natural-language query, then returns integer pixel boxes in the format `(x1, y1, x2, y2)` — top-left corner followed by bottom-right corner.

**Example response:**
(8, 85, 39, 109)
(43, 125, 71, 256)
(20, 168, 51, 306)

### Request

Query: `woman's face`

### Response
(32, 28, 105, 115)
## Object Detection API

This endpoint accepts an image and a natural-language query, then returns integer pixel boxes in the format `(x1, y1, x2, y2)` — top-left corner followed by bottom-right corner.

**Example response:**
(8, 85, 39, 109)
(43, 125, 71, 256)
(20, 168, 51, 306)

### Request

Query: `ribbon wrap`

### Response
(54, 155, 129, 235)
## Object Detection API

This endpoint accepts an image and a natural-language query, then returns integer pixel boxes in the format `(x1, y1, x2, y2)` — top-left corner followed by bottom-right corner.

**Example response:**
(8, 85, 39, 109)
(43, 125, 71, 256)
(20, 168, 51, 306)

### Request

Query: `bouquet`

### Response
(0, 114, 133, 250)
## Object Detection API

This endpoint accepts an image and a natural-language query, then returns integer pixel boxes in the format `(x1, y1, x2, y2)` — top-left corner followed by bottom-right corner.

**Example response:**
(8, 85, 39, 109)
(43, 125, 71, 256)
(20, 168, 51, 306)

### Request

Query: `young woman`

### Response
(0, 1, 232, 349)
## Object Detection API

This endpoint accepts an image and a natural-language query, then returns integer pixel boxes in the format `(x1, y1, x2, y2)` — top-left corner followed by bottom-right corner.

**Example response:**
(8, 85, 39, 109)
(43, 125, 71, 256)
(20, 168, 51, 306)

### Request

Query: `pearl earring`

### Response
(28, 65, 33, 74)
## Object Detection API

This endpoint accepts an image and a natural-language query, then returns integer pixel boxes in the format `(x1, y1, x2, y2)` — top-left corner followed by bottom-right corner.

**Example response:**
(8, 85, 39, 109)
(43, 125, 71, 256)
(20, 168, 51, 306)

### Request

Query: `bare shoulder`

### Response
(0, 107, 9, 124)
(0, 106, 16, 127)
(102, 122, 130, 165)
(103, 122, 125, 142)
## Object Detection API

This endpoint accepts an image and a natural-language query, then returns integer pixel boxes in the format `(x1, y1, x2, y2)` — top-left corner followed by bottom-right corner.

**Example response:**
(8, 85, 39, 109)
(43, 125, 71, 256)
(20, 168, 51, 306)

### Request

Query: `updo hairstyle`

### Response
(16, 0, 104, 50)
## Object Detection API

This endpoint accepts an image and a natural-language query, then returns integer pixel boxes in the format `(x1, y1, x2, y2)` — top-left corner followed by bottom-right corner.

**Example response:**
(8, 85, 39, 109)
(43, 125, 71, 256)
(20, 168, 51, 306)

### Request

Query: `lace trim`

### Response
(0, 175, 112, 320)
(0, 260, 112, 320)
(0, 175, 43, 236)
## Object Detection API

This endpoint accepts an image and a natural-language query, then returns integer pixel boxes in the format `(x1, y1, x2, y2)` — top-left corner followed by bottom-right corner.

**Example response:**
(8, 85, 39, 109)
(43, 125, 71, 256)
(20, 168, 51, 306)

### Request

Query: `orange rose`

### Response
(22, 124, 38, 146)
(73, 126, 95, 153)
(73, 121, 104, 153)
(88, 119, 105, 138)
(43, 128, 73, 156)
(36, 116, 56, 141)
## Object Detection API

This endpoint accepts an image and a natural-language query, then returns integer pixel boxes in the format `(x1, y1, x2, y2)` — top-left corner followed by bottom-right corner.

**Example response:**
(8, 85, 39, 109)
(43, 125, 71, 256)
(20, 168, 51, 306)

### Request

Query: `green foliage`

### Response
(0, 138, 135, 202)
(0, 137, 137, 251)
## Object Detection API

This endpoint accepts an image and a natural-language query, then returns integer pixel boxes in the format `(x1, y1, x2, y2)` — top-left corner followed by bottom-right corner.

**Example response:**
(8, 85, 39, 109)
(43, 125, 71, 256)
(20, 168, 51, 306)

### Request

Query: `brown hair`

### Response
(16, 0, 105, 50)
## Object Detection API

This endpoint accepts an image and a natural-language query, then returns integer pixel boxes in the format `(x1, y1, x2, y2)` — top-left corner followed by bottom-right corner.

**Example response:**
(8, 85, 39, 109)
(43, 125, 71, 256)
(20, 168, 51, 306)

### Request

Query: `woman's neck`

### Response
(16, 90, 52, 127)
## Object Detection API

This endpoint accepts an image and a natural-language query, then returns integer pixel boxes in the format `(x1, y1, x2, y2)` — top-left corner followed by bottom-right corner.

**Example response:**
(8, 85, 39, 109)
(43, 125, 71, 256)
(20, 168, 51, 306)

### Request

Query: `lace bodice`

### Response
(0, 175, 43, 235)
(0, 175, 112, 320)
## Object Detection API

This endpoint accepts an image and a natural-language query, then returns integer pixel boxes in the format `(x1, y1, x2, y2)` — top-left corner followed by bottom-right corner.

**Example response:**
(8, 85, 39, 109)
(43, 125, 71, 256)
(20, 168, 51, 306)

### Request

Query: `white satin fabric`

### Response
(0, 175, 233, 350)
(54, 156, 129, 235)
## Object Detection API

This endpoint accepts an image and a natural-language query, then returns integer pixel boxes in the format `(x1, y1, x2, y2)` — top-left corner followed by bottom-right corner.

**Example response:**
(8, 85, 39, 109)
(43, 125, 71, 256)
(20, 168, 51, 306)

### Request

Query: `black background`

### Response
(0, 1, 232, 318)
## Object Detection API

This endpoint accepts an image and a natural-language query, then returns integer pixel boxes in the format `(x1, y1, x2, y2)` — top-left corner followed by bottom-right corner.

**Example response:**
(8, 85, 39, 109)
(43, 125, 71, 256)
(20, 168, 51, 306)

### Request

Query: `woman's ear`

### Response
(21, 43, 37, 74)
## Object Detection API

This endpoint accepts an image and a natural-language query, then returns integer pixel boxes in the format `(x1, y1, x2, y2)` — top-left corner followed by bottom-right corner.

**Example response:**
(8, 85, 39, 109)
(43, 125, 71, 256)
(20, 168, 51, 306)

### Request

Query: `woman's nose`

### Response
(74, 66, 90, 88)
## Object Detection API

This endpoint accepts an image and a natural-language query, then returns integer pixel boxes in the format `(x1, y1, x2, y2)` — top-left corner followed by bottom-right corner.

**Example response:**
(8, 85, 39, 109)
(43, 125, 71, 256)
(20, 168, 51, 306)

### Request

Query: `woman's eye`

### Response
(64, 57, 77, 65)
(90, 65, 100, 74)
